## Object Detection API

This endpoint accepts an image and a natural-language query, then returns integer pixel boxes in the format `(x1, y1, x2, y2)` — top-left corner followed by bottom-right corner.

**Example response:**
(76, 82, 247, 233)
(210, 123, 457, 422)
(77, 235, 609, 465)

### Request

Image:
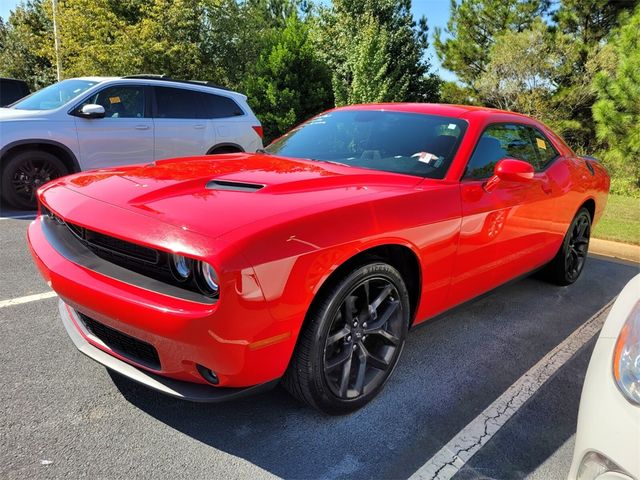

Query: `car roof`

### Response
(73, 76, 246, 99)
(335, 103, 534, 122)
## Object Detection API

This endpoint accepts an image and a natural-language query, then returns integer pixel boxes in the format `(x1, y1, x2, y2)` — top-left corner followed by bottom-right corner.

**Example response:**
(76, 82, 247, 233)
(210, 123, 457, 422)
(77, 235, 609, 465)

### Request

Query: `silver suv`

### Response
(0, 76, 263, 209)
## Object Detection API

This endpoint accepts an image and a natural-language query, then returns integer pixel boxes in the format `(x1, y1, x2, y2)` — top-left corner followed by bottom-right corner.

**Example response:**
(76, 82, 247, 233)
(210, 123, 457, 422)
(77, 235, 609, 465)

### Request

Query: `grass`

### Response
(593, 194, 640, 245)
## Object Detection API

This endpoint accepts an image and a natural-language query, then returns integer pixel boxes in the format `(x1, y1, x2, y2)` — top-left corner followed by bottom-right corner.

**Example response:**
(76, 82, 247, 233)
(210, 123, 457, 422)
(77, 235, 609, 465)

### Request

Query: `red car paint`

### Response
(27, 103, 610, 390)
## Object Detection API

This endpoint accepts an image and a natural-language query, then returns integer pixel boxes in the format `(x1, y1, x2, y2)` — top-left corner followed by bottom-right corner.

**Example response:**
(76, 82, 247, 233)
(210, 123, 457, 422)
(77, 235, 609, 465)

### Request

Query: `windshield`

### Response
(266, 110, 468, 179)
(12, 79, 98, 110)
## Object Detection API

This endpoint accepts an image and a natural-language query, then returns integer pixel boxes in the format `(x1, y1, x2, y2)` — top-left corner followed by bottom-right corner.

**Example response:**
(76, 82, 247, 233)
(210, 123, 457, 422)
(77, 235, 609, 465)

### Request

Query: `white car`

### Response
(0, 75, 263, 209)
(569, 273, 640, 480)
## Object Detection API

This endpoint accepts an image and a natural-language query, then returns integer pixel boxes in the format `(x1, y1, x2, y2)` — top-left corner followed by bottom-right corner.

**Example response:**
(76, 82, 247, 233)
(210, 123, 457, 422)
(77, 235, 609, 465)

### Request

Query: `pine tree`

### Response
(243, 15, 333, 142)
(593, 7, 640, 195)
(434, 0, 549, 87)
(320, 0, 439, 105)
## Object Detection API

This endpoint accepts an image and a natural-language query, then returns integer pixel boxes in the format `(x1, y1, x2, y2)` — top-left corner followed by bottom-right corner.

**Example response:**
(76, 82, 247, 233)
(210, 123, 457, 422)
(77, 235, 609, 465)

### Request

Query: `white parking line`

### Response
(0, 214, 37, 220)
(409, 300, 614, 480)
(0, 291, 57, 309)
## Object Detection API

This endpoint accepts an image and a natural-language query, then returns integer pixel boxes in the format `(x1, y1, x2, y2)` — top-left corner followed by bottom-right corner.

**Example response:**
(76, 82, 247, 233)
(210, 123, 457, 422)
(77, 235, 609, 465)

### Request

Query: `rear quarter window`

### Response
(154, 86, 244, 119)
(203, 94, 244, 118)
(530, 128, 560, 168)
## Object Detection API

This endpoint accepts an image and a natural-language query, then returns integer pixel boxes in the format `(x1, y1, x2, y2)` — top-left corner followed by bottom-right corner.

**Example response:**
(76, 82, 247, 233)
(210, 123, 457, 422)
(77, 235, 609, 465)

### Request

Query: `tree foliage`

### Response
(593, 7, 640, 194)
(0, 0, 440, 140)
(434, 0, 549, 86)
(319, 0, 439, 105)
(0, 0, 55, 89)
(242, 15, 333, 142)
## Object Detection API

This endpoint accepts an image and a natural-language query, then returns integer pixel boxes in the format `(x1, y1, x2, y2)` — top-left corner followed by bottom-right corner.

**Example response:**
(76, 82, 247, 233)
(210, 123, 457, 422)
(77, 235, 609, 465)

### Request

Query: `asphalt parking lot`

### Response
(1, 209, 638, 480)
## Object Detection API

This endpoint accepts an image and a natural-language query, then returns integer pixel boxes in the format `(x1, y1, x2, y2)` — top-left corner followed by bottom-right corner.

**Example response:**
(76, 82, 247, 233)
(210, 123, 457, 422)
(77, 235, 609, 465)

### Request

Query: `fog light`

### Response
(196, 364, 219, 385)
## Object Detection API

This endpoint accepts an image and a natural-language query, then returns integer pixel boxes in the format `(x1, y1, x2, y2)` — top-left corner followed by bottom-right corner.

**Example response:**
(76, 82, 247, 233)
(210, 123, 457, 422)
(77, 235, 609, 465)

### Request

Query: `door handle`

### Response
(135, 125, 150, 130)
(194, 124, 206, 129)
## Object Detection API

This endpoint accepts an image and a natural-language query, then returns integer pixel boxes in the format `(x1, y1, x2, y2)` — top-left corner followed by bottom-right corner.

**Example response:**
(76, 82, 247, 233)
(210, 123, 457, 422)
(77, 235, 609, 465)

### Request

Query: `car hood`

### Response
(53, 153, 425, 238)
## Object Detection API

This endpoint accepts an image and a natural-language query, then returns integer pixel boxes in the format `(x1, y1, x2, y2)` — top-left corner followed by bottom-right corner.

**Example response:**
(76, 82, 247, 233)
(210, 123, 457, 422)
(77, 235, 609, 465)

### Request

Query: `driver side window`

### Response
(81, 85, 146, 119)
(464, 124, 539, 179)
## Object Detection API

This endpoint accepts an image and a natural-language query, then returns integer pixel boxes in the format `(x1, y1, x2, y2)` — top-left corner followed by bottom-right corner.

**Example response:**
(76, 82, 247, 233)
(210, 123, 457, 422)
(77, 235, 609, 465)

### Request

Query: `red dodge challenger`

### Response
(28, 104, 609, 414)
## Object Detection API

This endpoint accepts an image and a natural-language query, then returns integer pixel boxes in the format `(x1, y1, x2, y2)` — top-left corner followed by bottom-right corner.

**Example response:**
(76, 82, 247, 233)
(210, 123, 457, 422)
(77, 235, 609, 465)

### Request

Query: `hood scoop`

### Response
(206, 179, 265, 192)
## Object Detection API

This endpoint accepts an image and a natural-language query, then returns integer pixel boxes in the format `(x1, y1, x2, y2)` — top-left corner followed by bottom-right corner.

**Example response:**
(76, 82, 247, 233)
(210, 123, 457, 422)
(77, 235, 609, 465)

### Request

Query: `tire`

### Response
(541, 207, 591, 286)
(282, 261, 410, 415)
(207, 146, 242, 155)
(1, 150, 68, 210)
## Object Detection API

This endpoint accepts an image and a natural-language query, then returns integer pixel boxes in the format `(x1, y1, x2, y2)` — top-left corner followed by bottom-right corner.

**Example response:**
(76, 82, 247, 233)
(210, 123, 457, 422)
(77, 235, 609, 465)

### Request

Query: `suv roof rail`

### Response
(121, 75, 233, 92)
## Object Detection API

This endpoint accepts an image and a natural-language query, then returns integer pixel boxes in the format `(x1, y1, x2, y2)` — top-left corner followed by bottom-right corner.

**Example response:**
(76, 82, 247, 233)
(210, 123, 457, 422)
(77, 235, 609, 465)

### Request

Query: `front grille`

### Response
(63, 220, 159, 265)
(40, 205, 211, 300)
(78, 312, 161, 370)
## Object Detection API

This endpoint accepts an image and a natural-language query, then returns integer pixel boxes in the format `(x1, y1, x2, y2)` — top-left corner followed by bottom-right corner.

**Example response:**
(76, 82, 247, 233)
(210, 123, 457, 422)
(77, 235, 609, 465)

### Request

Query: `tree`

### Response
(434, 0, 549, 87)
(593, 7, 640, 195)
(439, 81, 477, 105)
(0, 0, 56, 89)
(332, 14, 394, 105)
(243, 15, 333, 142)
(474, 20, 581, 125)
(319, 0, 439, 105)
(550, 0, 637, 151)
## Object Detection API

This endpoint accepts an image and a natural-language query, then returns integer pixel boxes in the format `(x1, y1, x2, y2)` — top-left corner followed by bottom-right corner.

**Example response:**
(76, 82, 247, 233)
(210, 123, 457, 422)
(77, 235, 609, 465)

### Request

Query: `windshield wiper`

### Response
(309, 158, 351, 167)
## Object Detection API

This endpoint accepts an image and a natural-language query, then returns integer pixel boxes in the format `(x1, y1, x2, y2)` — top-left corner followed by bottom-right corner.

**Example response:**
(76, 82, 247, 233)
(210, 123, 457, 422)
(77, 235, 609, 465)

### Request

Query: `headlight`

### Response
(170, 254, 192, 281)
(613, 300, 640, 405)
(198, 262, 219, 297)
(577, 451, 626, 480)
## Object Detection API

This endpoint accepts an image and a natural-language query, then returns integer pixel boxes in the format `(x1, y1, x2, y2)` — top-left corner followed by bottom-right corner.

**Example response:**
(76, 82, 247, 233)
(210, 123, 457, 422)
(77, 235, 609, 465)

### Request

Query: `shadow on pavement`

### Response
(109, 257, 638, 480)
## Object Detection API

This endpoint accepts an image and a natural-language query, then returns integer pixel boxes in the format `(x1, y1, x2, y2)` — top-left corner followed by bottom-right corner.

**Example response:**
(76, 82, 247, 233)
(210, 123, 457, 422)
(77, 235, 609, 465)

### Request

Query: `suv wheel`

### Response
(1, 150, 68, 210)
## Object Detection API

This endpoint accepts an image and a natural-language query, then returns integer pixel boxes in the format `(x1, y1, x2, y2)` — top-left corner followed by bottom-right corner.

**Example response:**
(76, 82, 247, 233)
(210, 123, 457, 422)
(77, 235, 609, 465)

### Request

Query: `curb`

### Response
(590, 238, 640, 264)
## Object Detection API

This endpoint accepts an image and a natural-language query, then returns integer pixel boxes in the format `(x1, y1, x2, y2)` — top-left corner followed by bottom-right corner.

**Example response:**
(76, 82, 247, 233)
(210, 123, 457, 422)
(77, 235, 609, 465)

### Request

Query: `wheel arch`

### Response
(0, 139, 80, 174)
(206, 143, 244, 155)
(309, 242, 422, 325)
(579, 197, 596, 222)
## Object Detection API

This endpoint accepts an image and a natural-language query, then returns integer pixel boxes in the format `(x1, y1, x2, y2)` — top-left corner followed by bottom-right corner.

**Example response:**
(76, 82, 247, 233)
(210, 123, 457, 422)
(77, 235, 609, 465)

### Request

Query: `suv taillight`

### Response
(252, 125, 264, 138)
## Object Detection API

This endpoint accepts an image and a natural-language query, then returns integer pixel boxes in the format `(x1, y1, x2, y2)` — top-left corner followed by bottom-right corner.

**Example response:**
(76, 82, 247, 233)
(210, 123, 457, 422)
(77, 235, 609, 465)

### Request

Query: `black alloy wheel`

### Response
(565, 212, 590, 283)
(1, 151, 67, 210)
(283, 261, 410, 414)
(323, 277, 404, 399)
(541, 207, 592, 286)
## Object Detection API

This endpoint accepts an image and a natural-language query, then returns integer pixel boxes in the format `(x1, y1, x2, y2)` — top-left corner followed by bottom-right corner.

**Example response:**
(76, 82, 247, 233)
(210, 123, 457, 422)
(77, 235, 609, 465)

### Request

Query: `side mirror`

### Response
(76, 104, 105, 119)
(484, 158, 534, 192)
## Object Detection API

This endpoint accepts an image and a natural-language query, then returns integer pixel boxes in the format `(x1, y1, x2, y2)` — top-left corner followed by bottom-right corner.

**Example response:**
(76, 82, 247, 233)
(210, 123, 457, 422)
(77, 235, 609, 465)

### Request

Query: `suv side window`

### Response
(82, 85, 145, 118)
(203, 94, 244, 118)
(464, 123, 539, 179)
(530, 128, 560, 168)
(154, 86, 244, 119)
(154, 86, 204, 119)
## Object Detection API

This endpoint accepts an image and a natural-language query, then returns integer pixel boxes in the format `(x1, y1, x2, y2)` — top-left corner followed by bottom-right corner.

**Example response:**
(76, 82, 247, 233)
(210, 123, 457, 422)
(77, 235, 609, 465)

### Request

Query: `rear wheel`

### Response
(207, 146, 242, 155)
(283, 262, 410, 414)
(541, 207, 591, 285)
(1, 150, 68, 210)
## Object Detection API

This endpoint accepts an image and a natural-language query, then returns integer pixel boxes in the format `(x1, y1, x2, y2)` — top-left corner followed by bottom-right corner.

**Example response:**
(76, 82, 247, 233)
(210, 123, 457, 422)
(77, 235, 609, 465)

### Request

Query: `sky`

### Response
(0, 0, 456, 81)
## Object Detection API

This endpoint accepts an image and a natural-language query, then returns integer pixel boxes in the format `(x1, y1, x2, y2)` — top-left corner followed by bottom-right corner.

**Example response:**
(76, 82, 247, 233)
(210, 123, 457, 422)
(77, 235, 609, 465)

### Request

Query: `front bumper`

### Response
(59, 300, 279, 402)
(568, 338, 640, 480)
(27, 201, 297, 391)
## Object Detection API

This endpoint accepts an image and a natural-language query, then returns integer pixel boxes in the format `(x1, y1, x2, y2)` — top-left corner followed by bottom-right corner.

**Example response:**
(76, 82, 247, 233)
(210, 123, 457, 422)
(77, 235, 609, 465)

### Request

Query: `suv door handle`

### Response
(194, 124, 205, 129)
(135, 124, 150, 130)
